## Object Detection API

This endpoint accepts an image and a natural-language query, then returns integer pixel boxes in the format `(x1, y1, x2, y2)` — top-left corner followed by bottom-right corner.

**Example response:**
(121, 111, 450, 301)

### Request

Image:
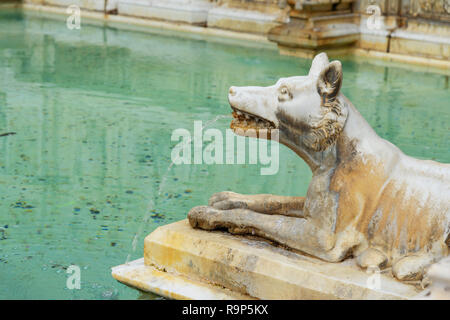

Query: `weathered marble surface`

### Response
(113, 220, 419, 299)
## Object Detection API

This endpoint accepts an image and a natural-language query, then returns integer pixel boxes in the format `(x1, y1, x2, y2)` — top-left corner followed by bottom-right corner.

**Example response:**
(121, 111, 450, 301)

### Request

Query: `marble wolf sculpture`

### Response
(188, 53, 450, 281)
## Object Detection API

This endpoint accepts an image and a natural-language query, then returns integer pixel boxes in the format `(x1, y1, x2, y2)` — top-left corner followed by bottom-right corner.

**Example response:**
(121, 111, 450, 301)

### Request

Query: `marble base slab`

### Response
(113, 220, 420, 300)
(112, 258, 253, 299)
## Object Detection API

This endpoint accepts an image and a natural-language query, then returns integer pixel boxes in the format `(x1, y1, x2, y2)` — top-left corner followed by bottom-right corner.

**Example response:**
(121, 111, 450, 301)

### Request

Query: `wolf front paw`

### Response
(208, 191, 252, 210)
(188, 205, 229, 230)
(392, 254, 434, 281)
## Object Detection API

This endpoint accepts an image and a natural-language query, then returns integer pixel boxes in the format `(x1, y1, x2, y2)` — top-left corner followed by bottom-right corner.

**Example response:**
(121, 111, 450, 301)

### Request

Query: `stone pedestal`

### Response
(268, 0, 359, 58)
(112, 220, 420, 299)
(112, 258, 253, 299)
(117, 0, 212, 26)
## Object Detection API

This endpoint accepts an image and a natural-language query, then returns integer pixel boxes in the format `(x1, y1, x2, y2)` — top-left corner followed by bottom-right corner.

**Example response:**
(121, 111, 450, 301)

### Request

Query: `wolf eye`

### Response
(278, 87, 291, 102)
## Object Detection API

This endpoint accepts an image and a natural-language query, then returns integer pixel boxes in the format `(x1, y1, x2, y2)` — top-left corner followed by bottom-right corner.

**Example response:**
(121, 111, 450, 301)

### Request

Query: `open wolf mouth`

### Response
(230, 106, 276, 135)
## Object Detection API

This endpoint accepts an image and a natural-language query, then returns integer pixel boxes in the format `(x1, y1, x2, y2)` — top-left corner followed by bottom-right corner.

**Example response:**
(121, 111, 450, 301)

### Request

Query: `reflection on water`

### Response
(0, 9, 448, 299)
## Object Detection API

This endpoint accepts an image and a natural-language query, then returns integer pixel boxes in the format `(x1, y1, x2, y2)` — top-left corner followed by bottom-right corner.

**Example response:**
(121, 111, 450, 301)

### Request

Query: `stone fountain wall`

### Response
(355, 0, 449, 60)
(18, 0, 450, 61)
(206, 0, 290, 34)
(269, 0, 449, 60)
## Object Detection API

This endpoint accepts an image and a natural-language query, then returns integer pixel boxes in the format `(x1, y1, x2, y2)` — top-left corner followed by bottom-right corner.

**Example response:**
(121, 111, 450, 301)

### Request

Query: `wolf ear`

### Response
(309, 52, 329, 77)
(317, 61, 342, 102)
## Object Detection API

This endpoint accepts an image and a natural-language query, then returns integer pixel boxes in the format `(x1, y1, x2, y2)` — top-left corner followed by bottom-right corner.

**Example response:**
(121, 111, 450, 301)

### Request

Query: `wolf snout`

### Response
(228, 86, 241, 109)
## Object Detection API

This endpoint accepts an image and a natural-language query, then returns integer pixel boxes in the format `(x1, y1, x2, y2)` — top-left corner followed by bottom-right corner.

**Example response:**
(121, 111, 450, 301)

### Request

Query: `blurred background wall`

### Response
(8, 0, 450, 61)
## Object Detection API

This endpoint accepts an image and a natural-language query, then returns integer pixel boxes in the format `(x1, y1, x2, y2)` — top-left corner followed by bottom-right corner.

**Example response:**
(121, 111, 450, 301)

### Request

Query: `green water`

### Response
(0, 9, 448, 300)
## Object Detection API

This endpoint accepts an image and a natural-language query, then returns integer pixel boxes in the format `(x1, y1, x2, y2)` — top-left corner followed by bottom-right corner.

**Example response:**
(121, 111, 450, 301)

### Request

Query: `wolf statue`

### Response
(188, 53, 450, 282)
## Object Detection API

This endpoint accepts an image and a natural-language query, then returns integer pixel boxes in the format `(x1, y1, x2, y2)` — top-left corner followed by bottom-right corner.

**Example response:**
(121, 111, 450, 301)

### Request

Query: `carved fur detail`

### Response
(303, 97, 348, 152)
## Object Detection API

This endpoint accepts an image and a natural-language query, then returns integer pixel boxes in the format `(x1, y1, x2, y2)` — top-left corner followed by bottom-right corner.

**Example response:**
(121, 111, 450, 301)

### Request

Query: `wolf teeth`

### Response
(231, 108, 276, 129)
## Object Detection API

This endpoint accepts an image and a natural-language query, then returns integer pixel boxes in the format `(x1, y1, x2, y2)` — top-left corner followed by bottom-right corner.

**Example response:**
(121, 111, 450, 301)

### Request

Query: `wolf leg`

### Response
(208, 191, 305, 218)
(188, 205, 348, 262)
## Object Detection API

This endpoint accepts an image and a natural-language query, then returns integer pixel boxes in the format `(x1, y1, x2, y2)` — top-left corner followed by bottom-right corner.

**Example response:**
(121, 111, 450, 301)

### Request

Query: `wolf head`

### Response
(229, 53, 348, 153)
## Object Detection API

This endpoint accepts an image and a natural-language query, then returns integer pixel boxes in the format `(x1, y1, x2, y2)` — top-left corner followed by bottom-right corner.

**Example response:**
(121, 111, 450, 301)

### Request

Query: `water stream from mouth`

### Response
(125, 114, 232, 263)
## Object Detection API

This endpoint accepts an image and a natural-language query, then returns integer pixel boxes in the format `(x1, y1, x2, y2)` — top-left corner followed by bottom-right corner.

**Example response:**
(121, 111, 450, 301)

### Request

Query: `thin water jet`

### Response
(125, 114, 231, 263)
